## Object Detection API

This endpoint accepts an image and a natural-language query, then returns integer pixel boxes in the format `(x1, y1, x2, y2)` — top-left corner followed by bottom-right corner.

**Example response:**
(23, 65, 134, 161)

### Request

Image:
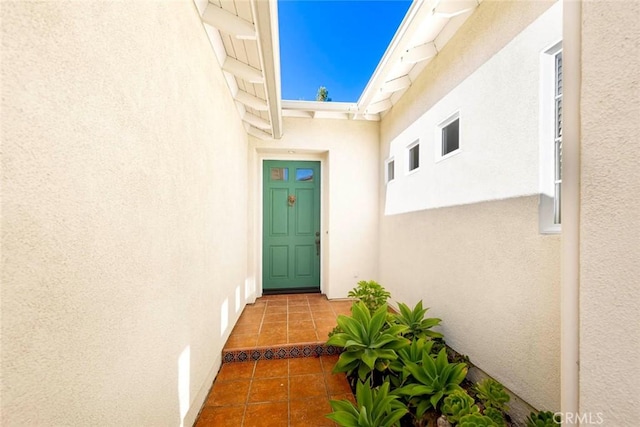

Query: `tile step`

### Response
(222, 341, 342, 363)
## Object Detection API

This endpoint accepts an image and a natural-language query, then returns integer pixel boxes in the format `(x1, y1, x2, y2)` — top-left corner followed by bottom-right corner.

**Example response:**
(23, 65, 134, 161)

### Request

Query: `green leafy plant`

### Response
(441, 390, 480, 423)
(526, 411, 559, 427)
(388, 338, 435, 387)
(474, 378, 510, 412)
(327, 302, 409, 382)
(348, 280, 391, 313)
(394, 301, 443, 340)
(483, 407, 506, 426)
(327, 380, 408, 427)
(328, 325, 343, 338)
(396, 348, 467, 418)
(458, 413, 500, 427)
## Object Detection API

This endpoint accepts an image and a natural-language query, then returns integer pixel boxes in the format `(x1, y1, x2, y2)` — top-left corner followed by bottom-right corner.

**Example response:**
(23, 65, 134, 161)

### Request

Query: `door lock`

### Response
(315, 231, 320, 256)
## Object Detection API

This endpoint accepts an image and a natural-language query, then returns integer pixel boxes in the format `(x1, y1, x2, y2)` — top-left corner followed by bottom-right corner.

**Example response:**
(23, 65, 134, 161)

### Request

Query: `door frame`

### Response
(254, 151, 328, 298)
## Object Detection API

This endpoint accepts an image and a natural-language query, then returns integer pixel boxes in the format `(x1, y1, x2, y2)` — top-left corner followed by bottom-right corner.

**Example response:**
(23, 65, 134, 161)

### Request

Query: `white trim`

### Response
(406, 139, 421, 175)
(539, 40, 563, 234)
(435, 110, 461, 163)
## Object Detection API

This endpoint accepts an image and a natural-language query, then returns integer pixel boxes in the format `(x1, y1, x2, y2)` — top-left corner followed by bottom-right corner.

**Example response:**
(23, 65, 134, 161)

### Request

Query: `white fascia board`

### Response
(222, 57, 264, 84)
(282, 109, 314, 118)
(236, 90, 268, 111)
(202, 3, 257, 40)
(357, 0, 437, 109)
(252, 0, 282, 139)
(243, 112, 271, 130)
(281, 100, 359, 112)
(313, 111, 351, 120)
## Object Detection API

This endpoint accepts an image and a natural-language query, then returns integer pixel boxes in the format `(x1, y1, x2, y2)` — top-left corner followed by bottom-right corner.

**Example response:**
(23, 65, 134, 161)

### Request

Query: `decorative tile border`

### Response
(222, 342, 343, 363)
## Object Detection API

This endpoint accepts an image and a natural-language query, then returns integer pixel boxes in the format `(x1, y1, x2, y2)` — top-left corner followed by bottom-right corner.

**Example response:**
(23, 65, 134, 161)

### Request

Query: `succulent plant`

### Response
(396, 348, 467, 417)
(393, 300, 443, 340)
(348, 280, 391, 313)
(526, 411, 559, 427)
(388, 338, 435, 387)
(483, 407, 506, 426)
(327, 302, 409, 382)
(474, 378, 510, 411)
(441, 390, 480, 423)
(327, 380, 408, 427)
(458, 413, 500, 427)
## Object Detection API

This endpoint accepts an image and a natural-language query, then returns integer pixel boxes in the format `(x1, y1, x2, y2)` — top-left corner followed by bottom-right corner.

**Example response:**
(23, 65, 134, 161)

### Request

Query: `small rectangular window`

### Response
(437, 112, 460, 160)
(295, 168, 314, 181)
(442, 118, 460, 155)
(386, 158, 395, 183)
(553, 50, 563, 224)
(270, 168, 288, 181)
(539, 41, 562, 234)
(408, 142, 420, 172)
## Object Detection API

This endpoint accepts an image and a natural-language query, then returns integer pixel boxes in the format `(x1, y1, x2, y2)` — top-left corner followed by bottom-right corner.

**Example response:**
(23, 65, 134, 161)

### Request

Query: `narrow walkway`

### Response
(194, 294, 355, 427)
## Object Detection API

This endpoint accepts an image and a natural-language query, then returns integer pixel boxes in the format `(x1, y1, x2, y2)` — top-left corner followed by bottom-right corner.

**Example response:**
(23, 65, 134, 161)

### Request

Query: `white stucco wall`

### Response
(385, 2, 562, 215)
(378, 0, 561, 412)
(2, 2, 248, 426)
(249, 117, 380, 299)
(579, 1, 640, 424)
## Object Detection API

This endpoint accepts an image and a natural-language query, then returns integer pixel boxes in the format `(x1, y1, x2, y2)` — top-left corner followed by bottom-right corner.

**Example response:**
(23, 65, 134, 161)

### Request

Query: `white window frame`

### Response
(435, 111, 461, 162)
(539, 41, 562, 234)
(385, 157, 395, 184)
(406, 140, 420, 174)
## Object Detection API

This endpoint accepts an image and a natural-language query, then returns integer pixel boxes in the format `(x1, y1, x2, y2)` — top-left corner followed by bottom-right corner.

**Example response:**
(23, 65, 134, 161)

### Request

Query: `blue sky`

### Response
(278, 1, 412, 102)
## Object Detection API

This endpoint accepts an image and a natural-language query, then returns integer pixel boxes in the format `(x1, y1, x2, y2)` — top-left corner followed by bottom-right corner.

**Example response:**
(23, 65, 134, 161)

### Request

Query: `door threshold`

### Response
(262, 287, 321, 295)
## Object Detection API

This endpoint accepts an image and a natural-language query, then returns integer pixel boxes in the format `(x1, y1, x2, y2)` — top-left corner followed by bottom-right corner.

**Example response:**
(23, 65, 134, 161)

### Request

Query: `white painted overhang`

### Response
(356, 0, 481, 117)
(194, 0, 481, 135)
(195, 0, 282, 140)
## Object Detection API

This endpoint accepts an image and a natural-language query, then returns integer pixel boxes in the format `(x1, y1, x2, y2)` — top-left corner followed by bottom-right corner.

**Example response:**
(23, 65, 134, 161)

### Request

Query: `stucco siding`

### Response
(579, 0, 640, 423)
(1, 2, 248, 425)
(249, 117, 380, 299)
(379, 196, 560, 411)
(383, 2, 562, 214)
(378, 1, 561, 412)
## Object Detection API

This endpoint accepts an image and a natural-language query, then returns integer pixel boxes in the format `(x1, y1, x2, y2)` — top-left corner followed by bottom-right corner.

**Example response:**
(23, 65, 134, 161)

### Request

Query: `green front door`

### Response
(263, 160, 321, 293)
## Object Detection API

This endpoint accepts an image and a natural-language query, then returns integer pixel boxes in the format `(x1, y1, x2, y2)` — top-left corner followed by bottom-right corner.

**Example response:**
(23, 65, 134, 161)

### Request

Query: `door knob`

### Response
(315, 232, 320, 256)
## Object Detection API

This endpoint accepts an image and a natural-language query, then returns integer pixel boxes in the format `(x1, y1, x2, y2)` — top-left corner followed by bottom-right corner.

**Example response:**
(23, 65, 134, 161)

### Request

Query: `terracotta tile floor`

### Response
(195, 294, 356, 427)
(224, 294, 354, 349)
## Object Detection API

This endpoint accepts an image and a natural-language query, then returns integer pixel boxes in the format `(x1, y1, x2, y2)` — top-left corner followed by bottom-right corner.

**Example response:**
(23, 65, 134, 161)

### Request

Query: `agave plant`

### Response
(388, 338, 435, 387)
(474, 378, 510, 412)
(441, 390, 480, 424)
(394, 300, 443, 340)
(458, 413, 500, 427)
(396, 348, 467, 418)
(327, 302, 409, 382)
(327, 380, 408, 427)
(526, 411, 559, 427)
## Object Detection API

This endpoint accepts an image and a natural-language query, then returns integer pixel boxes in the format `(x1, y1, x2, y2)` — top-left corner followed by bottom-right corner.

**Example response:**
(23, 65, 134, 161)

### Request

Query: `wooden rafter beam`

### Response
(402, 42, 438, 64)
(222, 57, 264, 84)
(235, 90, 268, 111)
(202, 4, 257, 40)
(243, 112, 271, 130)
(381, 75, 412, 93)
